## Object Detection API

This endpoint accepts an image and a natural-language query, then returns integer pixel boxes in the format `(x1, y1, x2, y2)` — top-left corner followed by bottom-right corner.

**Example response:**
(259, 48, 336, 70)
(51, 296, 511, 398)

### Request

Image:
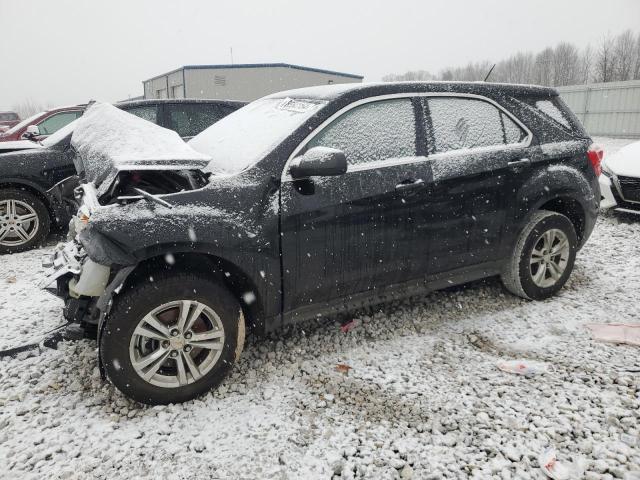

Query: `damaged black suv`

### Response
(43, 82, 601, 404)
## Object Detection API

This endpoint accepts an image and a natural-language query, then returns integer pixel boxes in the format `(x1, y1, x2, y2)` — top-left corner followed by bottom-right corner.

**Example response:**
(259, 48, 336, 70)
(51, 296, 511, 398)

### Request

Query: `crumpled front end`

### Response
(40, 183, 133, 332)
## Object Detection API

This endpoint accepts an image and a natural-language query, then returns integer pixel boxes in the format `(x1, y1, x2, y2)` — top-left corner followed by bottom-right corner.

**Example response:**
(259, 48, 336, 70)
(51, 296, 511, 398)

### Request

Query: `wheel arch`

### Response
(538, 196, 586, 243)
(122, 250, 266, 336)
(515, 165, 598, 249)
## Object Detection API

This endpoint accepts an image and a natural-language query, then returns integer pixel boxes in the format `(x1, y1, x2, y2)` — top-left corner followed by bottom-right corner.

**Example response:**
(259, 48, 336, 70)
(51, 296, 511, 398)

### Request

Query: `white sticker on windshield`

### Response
(277, 98, 319, 113)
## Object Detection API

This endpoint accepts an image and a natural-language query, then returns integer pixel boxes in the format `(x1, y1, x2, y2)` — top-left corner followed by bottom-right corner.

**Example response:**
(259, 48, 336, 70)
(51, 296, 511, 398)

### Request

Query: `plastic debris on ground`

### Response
(538, 447, 582, 480)
(496, 359, 548, 377)
(586, 323, 640, 347)
(340, 319, 359, 333)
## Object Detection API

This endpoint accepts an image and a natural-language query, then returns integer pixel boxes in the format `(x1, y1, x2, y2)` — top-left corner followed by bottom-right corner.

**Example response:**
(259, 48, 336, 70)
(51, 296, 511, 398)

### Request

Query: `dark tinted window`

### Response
(167, 104, 232, 138)
(124, 105, 158, 124)
(306, 99, 417, 165)
(427, 97, 526, 153)
(0, 112, 18, 121)
(37, 111, 82, 135)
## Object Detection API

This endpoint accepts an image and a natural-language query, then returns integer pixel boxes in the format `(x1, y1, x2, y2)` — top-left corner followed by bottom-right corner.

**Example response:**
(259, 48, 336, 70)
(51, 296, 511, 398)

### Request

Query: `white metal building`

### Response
(143, 63, 364, 102)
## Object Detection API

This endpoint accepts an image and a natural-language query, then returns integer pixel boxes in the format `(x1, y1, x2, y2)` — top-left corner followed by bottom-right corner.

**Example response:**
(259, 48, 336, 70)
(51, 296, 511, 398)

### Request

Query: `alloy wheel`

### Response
(129, 300, 226, 388)
(0, 199, 40, 247)
(529, 228, 570, 288)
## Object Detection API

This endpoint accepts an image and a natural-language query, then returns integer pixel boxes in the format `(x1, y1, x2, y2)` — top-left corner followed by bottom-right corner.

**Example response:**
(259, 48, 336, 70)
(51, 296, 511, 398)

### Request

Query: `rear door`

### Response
(280, 97, 433, 314)
(418, 95, 531, 274)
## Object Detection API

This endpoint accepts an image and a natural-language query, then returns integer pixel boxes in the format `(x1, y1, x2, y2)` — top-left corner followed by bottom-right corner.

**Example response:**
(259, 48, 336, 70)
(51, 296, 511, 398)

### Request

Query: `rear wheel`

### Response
(502, 210, 577, 300)
(0, 189, 50, 254)
(101, 272, 245, 404)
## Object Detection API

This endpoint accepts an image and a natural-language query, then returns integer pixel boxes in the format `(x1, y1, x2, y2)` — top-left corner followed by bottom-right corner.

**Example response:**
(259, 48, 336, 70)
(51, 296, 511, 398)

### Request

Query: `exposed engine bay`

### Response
(101, 169, 210, 205)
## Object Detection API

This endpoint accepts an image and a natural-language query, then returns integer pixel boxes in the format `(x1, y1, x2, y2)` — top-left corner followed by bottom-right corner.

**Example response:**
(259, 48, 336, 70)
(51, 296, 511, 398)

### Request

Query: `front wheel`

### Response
(502, 210, 577, 300)
(101, 272, 245, 404)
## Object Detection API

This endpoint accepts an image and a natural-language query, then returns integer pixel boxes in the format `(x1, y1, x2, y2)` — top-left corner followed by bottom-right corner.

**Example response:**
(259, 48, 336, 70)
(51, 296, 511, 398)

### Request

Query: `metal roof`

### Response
(143, 63, 364, 83)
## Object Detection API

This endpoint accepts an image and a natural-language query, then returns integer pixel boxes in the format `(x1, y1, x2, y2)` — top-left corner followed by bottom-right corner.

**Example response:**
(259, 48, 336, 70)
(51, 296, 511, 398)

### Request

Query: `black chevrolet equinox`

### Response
(43, 82, 602, 404)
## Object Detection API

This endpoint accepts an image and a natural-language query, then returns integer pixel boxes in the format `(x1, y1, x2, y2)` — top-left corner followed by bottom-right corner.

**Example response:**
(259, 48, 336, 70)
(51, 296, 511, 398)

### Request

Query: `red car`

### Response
(0, 111, 20, 133)
(0, 106, 84, 142)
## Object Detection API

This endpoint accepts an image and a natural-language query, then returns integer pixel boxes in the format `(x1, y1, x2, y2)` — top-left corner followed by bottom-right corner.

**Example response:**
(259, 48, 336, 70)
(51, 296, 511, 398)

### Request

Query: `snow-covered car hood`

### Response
(0, 140, 43, 153)
(71, 102, 212, 191)
(604, 140, 640, 178)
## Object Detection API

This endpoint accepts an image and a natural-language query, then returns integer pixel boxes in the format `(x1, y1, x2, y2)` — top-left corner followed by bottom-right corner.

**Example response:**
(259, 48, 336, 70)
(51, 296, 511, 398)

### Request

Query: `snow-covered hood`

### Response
(71, 102, 212, 190)
(604, 140, 640, 178)
(0, 140, 43, 153)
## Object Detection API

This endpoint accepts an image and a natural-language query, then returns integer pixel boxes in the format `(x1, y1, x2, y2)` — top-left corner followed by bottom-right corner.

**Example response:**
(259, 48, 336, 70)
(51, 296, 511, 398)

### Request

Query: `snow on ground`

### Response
(1, 139, 639, 480)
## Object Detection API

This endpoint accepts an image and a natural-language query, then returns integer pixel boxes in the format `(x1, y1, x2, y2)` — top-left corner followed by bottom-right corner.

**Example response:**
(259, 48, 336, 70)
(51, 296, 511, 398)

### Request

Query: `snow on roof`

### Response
(71, 102, 211, 185)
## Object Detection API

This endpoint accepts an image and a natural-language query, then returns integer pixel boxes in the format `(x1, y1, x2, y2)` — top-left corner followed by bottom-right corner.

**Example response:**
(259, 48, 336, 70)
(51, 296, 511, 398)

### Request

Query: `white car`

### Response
(600, 141, 640, 214)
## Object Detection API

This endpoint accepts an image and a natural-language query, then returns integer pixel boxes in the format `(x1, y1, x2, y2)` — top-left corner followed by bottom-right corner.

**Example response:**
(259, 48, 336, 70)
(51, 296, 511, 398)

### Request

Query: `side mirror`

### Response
(23, 125, 40, 139)
(289, 146, 347, 179)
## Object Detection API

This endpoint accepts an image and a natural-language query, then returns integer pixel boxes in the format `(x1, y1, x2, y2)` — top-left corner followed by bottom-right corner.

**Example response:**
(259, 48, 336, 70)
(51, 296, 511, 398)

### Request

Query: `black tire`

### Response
(501, 210, 577, 301)
(100, 271, 245, 405)
(0, 188, 50, 254)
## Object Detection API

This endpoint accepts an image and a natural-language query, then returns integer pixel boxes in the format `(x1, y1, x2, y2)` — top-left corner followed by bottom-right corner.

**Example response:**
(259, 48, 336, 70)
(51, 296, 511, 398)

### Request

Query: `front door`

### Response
(280, 97, 432, 317)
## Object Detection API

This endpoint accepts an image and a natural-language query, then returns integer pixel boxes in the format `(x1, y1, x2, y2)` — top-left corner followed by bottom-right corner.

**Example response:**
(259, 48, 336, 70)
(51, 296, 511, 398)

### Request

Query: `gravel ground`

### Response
(0, 138, 639, 480)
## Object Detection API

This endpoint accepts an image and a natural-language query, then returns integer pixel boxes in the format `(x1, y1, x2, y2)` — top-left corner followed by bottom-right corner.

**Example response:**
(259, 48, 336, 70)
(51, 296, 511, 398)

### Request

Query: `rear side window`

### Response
(125, 105, 158, 124)
(166, 104, 233, 138)
(427, 97, 526, 153)
(306, 99, 417, 165)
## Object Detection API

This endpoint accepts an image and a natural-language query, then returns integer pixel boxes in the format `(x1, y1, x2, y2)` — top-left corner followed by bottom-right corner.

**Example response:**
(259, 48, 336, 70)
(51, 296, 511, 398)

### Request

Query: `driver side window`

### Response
(306, 99, 417, 166)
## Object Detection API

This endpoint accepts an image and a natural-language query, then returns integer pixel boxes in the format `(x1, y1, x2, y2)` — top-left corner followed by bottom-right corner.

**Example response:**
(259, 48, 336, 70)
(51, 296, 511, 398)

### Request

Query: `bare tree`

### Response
(502, 52, 535, 84)
(11, 99, 51, 119)
(613, 30, 637, 81)
(634, 34, 640, 79)
(382, 29, 639, 86)
(552, 42, 580, 86)
(382, 70, 434, 82)
(578, 45, 593, 84)
(533, 47, 555, 86)
(594, 34, 616, 82)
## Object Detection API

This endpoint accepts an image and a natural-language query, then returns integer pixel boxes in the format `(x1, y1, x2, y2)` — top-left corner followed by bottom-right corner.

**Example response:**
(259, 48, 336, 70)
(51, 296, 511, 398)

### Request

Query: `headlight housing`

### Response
(601, 161, 614, 177)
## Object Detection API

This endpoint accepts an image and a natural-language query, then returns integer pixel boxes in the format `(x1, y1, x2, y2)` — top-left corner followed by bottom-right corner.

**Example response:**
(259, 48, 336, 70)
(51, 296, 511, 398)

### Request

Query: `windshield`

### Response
(188, 97, 327, 175)
(2, 111, 44, 136)
(42, 118, 79, 148)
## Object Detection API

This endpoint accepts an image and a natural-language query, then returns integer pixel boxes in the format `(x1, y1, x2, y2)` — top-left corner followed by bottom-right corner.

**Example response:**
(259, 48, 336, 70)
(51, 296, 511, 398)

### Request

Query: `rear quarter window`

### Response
(517, 95, 587, 139)
(534, 100, 571, 129)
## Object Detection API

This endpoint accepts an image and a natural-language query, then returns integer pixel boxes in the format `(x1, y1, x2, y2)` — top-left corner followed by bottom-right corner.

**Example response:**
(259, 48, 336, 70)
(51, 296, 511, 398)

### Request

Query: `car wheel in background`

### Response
(100, 272, 245, 405)
(502, 210, 577, 301)
(0, 189, 50, 254)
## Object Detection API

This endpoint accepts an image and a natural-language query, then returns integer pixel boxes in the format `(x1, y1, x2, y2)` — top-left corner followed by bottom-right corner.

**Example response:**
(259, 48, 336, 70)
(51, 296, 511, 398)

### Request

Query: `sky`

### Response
(1, 0, 639, 109)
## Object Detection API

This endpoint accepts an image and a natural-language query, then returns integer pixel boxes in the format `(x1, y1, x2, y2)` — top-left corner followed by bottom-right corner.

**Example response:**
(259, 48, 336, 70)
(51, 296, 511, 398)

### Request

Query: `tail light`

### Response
(587, 144, 604, 177)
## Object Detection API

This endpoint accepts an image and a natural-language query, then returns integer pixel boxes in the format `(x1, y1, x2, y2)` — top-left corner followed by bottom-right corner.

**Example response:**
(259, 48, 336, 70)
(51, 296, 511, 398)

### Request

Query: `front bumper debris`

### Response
(39, 242, 84, 292)
(40, 240, 111, 299)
